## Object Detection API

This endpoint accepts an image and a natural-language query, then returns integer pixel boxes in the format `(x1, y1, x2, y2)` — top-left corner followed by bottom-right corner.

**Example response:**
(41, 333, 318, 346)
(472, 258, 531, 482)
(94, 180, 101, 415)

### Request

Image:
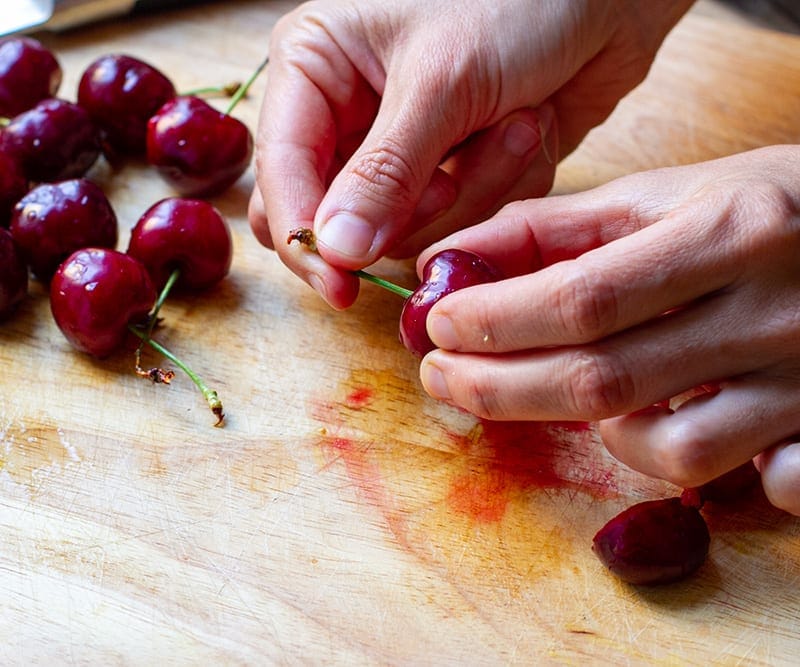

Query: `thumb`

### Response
(312, 72, 462, 270)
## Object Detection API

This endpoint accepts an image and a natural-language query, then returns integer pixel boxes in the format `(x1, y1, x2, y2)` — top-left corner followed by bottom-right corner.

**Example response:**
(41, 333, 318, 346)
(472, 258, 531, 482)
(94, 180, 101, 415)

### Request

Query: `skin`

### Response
(250, 0, 800, 516)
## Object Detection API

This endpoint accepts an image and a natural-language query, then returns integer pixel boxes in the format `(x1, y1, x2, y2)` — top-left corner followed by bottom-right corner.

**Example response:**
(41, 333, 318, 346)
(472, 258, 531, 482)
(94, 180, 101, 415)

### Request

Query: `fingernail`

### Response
(316, 213, 375, 259)
(421, 360, 451, 401)
(503, 120, 540, 158)
(427, 312, 458, 350)
(535, 103, 554, 137)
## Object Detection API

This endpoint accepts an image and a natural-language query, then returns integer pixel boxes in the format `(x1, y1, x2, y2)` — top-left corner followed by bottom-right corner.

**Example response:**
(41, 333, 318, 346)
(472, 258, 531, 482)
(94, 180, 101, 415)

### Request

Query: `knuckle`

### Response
(551, 266, 620, 342)
(565, 349, 635, 419)
(348, 140, 419, 208)
(459, 369, 510, 421)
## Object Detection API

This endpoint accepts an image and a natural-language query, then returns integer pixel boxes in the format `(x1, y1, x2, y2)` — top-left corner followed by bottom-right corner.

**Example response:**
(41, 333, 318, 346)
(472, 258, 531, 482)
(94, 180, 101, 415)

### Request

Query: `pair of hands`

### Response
(248, 0, 800, 516)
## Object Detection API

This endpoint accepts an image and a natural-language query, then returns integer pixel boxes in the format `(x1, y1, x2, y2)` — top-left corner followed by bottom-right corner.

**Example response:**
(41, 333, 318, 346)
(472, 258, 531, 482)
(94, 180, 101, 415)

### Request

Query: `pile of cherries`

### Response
(0, 35, 258, 425)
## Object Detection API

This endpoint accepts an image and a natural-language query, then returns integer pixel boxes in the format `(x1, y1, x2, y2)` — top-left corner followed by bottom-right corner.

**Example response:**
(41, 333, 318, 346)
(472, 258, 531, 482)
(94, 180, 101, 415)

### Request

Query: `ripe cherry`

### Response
(0, 37, 62, 118)
(127, 197, 232, 291)
(0, 227, 28, 319)
(146, 95, 253, 197)
(10, 178, 118, 281)
(77, 54, 176, 157)
(0, 148, 28, 228)
(592, 497, 710, 585)
(0, 98, 101, 183)
(680, 460, 762, 508)
(399, 249, 503, 357)
(51, 248, 156, 358)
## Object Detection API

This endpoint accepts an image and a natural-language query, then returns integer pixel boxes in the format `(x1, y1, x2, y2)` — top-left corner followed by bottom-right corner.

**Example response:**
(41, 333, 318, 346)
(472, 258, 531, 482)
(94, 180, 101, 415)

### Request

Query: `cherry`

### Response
(126, 197, 232, 291)
(77, 54, 176, 157)
(592, 497, 710, 585)
(680, 460, 762, 508)
(50, 248, 156, 358)
(0, 98, 101, 183)
(0, 227, 28, 319)
(399, 249, 503, 357)
(10, 178, 118, 281)
(0, 148, 28, 228)
(146, 95, 253, 197)
(0, 37, 62, 118)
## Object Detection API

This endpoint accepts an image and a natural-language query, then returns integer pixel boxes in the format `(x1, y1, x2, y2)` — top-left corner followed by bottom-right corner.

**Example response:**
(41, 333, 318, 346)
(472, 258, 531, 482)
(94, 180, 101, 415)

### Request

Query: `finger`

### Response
(312, 45, 509, 270)
(419, 280, 794, 423)
(248, 186, 273, 249)
(757, 441, 800, 516)
(388, 104, 558, 258)
(424, 184, 751, 353)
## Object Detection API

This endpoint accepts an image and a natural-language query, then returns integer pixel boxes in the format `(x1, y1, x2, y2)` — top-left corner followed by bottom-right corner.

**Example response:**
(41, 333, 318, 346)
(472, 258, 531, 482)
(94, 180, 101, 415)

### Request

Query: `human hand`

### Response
(249, 0, 693, 308)
(416, 145, 800, 515)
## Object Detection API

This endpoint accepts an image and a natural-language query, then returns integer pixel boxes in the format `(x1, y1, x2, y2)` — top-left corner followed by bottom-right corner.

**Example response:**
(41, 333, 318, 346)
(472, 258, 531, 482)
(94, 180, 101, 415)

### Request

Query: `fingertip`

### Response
(248, 187, 275, 249)
(758, 441, 800, 516)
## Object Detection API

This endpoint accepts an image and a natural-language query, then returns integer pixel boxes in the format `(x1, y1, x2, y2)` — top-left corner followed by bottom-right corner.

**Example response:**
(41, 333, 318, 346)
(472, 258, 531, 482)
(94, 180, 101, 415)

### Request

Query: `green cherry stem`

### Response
(225, 55, 269, 115)
(181, 81, 243, 98)
(353, 270, 413, 299)
(129, 326, 225, 427)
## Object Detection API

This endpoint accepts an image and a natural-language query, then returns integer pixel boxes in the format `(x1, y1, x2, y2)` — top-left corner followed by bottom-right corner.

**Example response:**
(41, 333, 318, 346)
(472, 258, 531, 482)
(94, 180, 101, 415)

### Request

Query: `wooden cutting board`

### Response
(2, 2, 799, 664)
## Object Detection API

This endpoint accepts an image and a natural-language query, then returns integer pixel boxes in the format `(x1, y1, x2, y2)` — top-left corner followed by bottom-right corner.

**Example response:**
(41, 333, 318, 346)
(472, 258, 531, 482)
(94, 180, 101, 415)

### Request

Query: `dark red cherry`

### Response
(10, 178, 118, 281)
(399, 249, 503, 357)
(0, 37, 62, 118)
(126, 197, 232, 291)
(0, 98, 101, 183)
(50, 248, 156, 358)
(592, 497, 710, 585)
(146, 96, 253, 197)
(0, 227, 28, 319)
(0, 148, 28, 228)
(680, 460, 762, 509)
(77, 54, 176, 157)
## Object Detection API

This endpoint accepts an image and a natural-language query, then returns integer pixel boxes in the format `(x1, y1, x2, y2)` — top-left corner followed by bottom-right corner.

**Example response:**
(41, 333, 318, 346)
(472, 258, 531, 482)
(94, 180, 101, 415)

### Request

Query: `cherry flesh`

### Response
(592, 497, 710, 585)
(146, 95, 253, 197)
(10, 178, 118, 281)
(0, 148, 28, 228)
(77, 54, 176, 157)
(0, 37, 62, 118)
(0, 98, 101, 183)
(400, 249, 503, 357)
(51, 248, 156, 358)
(0, 227, 28, 319)
(127, 197, 232, 291)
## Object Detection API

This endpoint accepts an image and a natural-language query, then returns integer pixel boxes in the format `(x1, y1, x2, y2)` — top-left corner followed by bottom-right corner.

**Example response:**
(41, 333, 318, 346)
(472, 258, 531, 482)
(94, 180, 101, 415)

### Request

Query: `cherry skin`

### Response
(399, 249, 503, 357)
(50, 248, 156, 358)
(146, 95, 253, 197)
(0, 148, 28, 228)
(0, 37, 62, 118)
(680, 460, 762, 508)
(77, 54, 176, 157)
(126, 197, 232, 291)
(0, 227, 28, 320)
(592, 497, 710, 585)
(0, 98, 101, 183)
(10, 178, 118, 281)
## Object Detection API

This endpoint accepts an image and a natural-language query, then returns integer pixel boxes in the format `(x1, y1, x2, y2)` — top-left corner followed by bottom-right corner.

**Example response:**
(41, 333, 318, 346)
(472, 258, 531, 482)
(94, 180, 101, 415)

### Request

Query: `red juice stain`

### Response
(344, 386, 375, 410)
(444, 419, 605, 524)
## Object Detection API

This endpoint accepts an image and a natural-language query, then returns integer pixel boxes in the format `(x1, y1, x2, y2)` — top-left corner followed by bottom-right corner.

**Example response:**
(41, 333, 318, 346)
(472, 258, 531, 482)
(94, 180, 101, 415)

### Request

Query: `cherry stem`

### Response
(181, 82, 243, 98)
(0, 117, 9, 127)
(354, 270, 413, 299)
(129, 325, 225, 427)
(225, 55, 269, 115)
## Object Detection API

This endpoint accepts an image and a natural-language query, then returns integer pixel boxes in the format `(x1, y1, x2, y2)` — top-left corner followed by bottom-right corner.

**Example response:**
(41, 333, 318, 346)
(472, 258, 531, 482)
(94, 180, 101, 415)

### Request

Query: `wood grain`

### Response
(1, 2, 799, 664)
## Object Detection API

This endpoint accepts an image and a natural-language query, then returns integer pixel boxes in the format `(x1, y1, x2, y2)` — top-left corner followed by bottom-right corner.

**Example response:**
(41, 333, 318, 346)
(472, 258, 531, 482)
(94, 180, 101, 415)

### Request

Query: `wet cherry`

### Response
(0, 36, 62, 118)
(77, 53, 176, 157)
(146, 95, 253, 197)
(399, 249, 503, 357)
(0, 98, 101, 183)
(50, 248, 156, 358)
(0, 227, 28, 320)
(10, 178, 118, 281)
(0, 148, 28, 228)
(127, 197, 232, 291)
(592, 497, 710, 585)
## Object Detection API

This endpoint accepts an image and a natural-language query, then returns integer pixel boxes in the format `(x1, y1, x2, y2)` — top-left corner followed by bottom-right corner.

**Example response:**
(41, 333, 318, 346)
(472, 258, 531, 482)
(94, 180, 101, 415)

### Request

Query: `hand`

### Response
(417, 145, 800, 516)
(249, 0, 693, 308)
